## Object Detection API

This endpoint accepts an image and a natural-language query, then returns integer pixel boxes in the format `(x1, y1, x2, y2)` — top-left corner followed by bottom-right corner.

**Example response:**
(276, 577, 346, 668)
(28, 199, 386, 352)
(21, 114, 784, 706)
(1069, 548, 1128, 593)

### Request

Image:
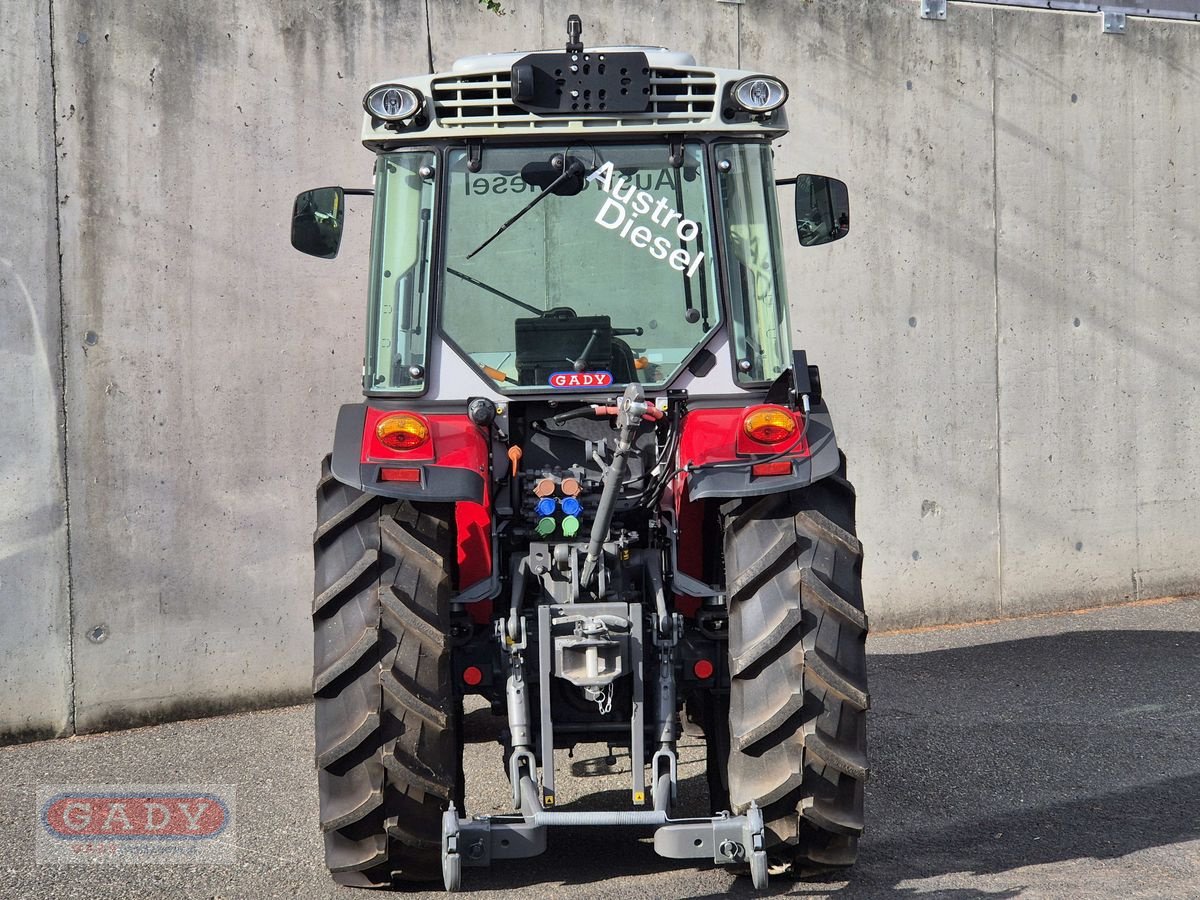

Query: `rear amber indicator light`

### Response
(376, 413, 430, 451)
(742, 406, 797, 444)
(379, 467, 421, 483)
(751, 461, 793, 477)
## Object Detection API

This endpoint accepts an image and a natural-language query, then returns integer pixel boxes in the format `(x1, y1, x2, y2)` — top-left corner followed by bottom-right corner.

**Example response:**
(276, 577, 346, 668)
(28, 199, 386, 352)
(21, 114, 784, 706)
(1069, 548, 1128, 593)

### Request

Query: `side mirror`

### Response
(794, 175, 850, 247)
(291, 187, 345, 259)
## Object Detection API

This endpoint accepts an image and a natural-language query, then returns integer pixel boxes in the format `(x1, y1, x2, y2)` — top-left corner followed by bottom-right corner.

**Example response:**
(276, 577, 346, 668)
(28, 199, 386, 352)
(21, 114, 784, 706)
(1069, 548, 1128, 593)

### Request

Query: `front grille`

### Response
(430, 68, 718, 129)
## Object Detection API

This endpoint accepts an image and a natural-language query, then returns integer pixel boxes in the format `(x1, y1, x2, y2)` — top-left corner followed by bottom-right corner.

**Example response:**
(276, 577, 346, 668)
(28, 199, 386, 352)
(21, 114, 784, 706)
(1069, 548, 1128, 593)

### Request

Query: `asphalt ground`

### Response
(2, 596, 1198, 900)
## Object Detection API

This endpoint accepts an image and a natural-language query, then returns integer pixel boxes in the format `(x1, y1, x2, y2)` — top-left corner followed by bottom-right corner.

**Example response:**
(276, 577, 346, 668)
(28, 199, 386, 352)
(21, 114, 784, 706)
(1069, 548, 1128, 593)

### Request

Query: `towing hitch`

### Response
(441, 781, 768, 892)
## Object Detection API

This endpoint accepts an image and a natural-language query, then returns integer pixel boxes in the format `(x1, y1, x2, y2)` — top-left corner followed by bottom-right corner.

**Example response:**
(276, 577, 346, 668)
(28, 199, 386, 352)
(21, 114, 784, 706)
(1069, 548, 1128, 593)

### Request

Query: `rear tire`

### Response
(721, 456, 869, 872)
(312, 456, 462, 886)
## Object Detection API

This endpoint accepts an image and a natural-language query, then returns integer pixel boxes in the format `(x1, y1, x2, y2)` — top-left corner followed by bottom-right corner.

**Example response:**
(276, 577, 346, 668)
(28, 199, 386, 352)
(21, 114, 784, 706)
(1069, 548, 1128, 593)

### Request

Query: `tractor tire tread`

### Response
(314, 491, 381, 544)
(723, 464, 869, 872)
(313, 456, 459, 886)
(314, 548, 379, 616)
(312, 625, 377, 695)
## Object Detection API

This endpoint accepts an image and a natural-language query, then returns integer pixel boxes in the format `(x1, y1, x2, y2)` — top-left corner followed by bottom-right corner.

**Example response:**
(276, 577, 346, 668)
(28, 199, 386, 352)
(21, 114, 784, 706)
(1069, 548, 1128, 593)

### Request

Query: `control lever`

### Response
(571, 326, 644, 372)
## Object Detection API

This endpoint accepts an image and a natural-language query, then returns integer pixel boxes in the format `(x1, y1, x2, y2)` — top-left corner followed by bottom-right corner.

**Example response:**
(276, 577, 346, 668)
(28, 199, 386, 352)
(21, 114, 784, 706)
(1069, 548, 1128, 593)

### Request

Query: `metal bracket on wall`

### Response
(1102, 10, 1127, 33)
(921, 0, 947, 20)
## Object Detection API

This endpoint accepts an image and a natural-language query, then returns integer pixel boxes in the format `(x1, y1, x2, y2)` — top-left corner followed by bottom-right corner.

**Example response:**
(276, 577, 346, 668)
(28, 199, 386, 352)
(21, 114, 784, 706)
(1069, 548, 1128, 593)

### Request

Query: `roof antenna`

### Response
(566, 15, 583, 53)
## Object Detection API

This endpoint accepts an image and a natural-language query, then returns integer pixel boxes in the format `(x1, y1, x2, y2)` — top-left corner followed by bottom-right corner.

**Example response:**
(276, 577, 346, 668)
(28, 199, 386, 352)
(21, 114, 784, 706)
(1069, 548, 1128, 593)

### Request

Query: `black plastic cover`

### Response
(510, 51, 651, 115)
(515, 312, 613, 385)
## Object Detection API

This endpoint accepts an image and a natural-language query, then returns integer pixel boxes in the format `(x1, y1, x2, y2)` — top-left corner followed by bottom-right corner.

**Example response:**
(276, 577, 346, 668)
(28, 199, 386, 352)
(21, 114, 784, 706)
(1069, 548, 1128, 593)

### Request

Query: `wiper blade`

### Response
(466, 157, 585, 259)
(445, 267, 543, 315)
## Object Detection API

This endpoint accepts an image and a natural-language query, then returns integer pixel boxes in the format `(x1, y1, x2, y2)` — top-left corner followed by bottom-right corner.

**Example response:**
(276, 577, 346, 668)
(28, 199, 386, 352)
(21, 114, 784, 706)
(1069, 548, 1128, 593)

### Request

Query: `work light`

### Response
(732, 76, 788, 113)
(363, 84, 423, 121)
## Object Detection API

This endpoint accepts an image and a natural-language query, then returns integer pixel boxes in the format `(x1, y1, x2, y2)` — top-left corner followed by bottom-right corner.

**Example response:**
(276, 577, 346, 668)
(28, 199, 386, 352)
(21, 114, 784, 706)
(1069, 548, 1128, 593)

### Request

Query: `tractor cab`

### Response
(292, 33, 848, 404)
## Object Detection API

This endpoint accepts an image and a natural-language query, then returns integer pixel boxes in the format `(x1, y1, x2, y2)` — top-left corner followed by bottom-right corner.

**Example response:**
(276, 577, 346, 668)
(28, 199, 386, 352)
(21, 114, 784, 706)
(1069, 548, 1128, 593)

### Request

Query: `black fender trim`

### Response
(686, 404, 842, 500)
(329, 403, 485, 502)
(330, 404, 368, 487)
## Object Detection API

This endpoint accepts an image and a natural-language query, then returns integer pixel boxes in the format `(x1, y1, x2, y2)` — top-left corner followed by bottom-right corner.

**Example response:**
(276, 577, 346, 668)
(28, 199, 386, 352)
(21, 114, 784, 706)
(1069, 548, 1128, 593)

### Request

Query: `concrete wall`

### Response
(49, 0, 427, 735)
(990, 9, 1200, 614)
(757, 1, 1007, 623)
(757, 1, 1200, 622)
(0, 1, 74, 742)
(1, 0, 1197, 741)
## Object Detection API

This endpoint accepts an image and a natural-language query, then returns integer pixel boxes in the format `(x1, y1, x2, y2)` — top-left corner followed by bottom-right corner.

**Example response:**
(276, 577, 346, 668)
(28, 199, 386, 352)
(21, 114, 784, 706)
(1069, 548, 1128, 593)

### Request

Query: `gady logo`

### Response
(548, 371, 614, 388)
(41, 792, 229, 840)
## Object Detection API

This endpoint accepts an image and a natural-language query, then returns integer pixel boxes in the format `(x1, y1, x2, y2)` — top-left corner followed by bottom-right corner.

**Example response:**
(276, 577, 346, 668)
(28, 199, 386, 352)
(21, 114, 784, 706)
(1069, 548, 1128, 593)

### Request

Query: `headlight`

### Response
(363, 84, 423, 121)
(732, 76, 788, 113)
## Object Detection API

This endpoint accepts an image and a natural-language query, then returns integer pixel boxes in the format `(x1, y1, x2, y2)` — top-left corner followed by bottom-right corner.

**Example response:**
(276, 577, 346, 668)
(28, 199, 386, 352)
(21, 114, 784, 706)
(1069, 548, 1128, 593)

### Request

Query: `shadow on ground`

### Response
(456, 628, 1200, 897)
(852, 628, 1200, 897)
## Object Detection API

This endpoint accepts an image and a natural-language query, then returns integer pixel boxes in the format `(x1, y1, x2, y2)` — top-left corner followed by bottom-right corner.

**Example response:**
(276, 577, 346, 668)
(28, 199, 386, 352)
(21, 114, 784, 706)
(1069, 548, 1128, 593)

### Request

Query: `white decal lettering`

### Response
(587, 161, 706, 279)
(178, 801, 209, 831)
(549, 371, 613, 388)
(585, 160, 615, 190)
(611, 177, 636, 203)
(144, 802, 171, 831)
(102, 803, 134, 832)
(595, 197, 625, 230)
(62, 802, 91, 831)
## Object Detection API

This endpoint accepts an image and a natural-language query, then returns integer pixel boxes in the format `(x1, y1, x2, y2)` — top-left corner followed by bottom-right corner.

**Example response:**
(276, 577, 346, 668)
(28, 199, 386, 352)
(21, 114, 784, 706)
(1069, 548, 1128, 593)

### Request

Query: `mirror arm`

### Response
(774, 177, 797, 187)
(342, 188, 375, 196)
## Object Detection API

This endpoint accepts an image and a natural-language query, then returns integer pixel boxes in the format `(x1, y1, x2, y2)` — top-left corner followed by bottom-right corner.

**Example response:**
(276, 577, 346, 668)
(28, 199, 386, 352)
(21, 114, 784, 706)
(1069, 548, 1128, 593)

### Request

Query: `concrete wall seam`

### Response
(45, 0, 78, 738)
(988, 9, 1004, 616)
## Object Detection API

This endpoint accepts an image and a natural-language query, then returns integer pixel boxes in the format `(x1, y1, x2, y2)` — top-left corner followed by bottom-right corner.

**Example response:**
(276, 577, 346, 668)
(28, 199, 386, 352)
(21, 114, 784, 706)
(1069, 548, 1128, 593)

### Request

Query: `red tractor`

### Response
(293, 17, 866, 892)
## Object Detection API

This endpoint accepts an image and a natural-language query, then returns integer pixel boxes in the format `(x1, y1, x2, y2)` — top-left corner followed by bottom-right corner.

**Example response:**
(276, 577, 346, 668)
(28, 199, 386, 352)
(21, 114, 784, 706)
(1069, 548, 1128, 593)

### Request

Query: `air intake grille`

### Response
(430, 68, 718, 129)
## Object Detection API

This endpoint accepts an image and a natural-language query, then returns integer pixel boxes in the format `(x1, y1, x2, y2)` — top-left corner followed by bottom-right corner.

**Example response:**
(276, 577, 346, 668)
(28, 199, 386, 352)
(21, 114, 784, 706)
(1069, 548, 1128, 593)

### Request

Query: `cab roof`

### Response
(361, 45, 788, 147)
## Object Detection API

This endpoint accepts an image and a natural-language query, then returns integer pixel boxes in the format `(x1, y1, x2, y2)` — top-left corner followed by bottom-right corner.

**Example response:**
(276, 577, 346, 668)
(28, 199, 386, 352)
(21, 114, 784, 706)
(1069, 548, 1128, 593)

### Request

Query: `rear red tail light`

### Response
(751, 461, 793, 477)
(693, 659, 714, 679)
(462, 665, 483, 686)
(379, 467, 421, 483)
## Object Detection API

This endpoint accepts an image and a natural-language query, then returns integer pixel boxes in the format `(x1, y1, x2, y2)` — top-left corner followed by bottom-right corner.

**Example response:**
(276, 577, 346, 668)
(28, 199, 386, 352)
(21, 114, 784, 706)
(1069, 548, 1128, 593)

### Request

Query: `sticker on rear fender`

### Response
(549, 371, 613, 388)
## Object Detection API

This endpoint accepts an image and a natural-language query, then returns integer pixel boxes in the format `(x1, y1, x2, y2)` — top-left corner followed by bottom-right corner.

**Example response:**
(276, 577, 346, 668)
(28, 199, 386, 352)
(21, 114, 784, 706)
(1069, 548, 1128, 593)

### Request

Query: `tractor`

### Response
(292, 16, 867, 892)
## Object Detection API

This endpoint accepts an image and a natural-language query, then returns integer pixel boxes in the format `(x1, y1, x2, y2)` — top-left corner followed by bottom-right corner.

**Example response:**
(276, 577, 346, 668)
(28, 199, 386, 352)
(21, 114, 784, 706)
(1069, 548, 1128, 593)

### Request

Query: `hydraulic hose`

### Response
(507, 555, 530, 641)
(579, 427, 633, 587)
(580, 386, 661, 588)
